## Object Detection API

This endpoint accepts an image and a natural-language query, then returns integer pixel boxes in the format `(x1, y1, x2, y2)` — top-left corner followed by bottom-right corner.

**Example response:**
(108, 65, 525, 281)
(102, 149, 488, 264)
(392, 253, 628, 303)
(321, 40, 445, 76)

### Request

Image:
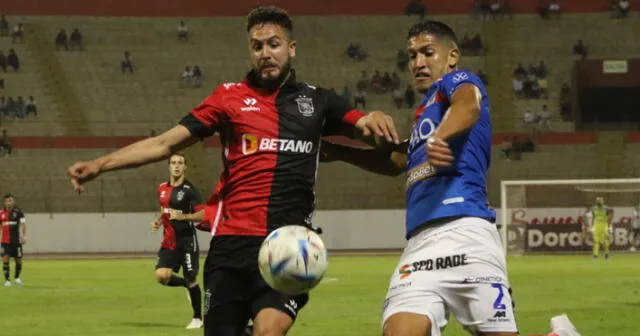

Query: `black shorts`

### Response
(155, 237, 199, 279)
(202, 236, 309, 336)
(1, 243, 23, 258)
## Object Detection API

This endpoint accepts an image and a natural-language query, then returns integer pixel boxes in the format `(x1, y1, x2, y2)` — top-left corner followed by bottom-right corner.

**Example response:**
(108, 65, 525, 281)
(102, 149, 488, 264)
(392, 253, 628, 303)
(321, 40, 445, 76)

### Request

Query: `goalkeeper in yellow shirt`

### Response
(590, 197, 613, 259)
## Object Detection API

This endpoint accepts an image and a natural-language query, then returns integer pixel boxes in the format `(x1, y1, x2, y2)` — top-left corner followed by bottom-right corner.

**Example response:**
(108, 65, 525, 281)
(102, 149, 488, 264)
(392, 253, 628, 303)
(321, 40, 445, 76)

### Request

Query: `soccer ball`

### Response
(258, 225, 328, 295)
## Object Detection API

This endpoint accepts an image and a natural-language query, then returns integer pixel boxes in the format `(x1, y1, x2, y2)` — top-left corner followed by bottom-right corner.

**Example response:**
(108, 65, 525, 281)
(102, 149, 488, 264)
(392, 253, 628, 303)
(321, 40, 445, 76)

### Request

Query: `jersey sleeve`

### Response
(440, 70, 486, 102)
(321, 88, 366, 137)
(188, 186, 203, 213)
(179, 85, 231, 139)
(17, 209, 25, 223)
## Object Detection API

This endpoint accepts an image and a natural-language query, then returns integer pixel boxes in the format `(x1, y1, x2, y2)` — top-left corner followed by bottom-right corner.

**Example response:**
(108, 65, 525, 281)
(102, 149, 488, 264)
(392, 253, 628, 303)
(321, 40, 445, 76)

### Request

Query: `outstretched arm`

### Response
(320, 140, 407, 176)
(68, 125, 197, 192)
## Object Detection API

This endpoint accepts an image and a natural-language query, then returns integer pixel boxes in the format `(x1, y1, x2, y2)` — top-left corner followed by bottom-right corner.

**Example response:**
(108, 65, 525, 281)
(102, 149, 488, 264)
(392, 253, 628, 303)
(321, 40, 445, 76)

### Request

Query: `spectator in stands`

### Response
(524, 67, 539, 98)
(559, 83, 572, 121)
(0, 129, 12, 156)
(512, 75, 524, 98)
(192, 65, 203, 87)
(473, 0, 491, 20)
(390, 72, 401, 91)
(0, 97, 6, 116)
(356, 71, 368, 91)
(470, 34, 484, 55)
(7, 49, 19, 72)
(513, 63, 527, 78)
(537, 76, 548, 99)
(381, 72, 392, 93)
(341, 86, 352, 105)
(392, 87, 404, 109)
(353, 87, 366, 108)
(25, 96, 37, 116)
(5, 97, 15, 118)
(405, 85, 416, 108)
(11, 22, 24, 44)
(501, 137, 515, 161)
(0, 51, 6, 73)
(460, 34, 472, 54)
(181, 66, 193, 86)
(548, 0, 561, 19)
(396, 49, 409, 72)
(69, 29, 83, 51)
(612, 0, 630, 18)
(121, 51, 133, 74)
(0, 15, 9, 37)
(14, 96, 25, 118)
(573, 40, 588, 60)
(404, 0, 426, 19)
(536, 61, 547, 78)
(370, 70, 383, 94)
(346, 43, 367, 61)
(523, 108, 538, 134)
(490, 0, 505, 20)
(177, 21, 189, 42)
(538, 104, 551, 131)
(477, 69, 488, 86)
(55, 29, 69, 51)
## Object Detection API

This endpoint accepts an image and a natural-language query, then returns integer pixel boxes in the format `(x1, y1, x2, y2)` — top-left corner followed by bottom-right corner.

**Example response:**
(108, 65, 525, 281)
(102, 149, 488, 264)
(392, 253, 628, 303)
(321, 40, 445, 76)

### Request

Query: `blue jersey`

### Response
(405, 69, 495, 238)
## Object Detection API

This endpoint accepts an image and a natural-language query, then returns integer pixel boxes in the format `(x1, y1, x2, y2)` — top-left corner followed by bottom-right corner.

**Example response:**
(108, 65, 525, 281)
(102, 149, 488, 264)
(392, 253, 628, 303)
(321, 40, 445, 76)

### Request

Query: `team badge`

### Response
(177, 190, 185, 201)
(295, 97, 314, 117)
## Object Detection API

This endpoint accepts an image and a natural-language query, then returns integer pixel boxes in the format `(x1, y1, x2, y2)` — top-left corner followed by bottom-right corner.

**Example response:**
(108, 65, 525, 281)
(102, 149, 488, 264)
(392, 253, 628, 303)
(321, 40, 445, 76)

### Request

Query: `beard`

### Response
(256, 61, 292, 91)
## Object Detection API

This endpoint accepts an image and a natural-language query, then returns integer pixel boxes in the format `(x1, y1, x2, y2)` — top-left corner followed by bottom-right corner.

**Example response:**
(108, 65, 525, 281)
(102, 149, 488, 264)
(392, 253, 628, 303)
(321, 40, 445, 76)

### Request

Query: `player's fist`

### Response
(356, 111, 401, 146)
(426, 137, 454, 168)
(168, 209, 184, 221)
(151, 220, 161, 232)
(67, 160, 101, 193)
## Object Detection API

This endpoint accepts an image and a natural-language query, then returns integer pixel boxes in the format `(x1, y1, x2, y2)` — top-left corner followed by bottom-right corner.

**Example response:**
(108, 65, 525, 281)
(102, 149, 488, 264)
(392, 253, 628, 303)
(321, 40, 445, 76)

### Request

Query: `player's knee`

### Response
(154, 269, 171, 284)
(253, 309, 293, 336)
(383, 313, 432, 336)
(184, 272, 197, 285)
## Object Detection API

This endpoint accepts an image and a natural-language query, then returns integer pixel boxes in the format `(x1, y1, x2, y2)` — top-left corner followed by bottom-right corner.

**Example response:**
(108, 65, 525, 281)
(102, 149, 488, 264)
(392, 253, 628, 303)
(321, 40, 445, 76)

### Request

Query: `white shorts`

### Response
(382, 217, 518, 335)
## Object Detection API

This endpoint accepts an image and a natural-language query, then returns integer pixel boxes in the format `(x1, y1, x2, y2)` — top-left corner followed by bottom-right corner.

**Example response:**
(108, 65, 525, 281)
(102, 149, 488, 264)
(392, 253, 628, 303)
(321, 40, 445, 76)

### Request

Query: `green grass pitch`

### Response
(0, 254, 638, 335)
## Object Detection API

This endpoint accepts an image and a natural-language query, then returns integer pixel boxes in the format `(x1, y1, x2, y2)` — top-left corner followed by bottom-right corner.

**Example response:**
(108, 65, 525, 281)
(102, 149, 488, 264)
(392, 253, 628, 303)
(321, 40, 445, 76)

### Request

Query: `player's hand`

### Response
(67, 160, 101, 194)
(151, 220, 161, 232)
(168, 209, 184, 221)
(356, 111, 401, 145)
(426, 137, 454, 168)
(20, 237, 26, 245)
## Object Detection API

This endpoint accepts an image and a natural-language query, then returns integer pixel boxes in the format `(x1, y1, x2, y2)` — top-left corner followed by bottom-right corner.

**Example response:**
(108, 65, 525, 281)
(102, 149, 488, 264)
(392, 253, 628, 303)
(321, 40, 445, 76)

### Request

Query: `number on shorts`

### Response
(185, 253, 193, 271)
(491, 283, 507, 310)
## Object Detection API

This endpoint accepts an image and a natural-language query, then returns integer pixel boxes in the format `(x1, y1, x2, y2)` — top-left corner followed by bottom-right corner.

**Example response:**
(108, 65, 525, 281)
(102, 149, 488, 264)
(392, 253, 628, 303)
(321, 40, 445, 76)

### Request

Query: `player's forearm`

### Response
(321, 141, 406, 176)
(20, 224, 26, 237)
(433, 102, 480, 141)
(94, 126, 197, 173)
(182, 210, 205, 221)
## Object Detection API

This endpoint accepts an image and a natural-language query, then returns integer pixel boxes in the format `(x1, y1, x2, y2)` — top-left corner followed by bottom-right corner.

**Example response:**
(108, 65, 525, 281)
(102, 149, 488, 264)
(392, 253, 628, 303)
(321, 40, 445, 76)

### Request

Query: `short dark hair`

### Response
(168, 153, 187, 165)
(246, 5, 293, 38)
(407, 20, 459, 48)
(4, 193, 14, 199)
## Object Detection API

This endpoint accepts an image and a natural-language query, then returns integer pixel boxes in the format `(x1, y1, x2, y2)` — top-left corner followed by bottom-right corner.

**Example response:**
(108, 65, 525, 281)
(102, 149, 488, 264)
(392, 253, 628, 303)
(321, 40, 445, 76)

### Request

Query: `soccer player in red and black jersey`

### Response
(152, 153, 204, 329)
(67, 5, 400, 336)
(1, 194, 27, 287)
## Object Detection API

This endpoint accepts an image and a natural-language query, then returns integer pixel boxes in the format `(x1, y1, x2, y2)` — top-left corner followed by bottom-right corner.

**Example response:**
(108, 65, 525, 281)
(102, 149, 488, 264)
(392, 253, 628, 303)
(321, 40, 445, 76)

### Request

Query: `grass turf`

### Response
(0, 254, 638, 335)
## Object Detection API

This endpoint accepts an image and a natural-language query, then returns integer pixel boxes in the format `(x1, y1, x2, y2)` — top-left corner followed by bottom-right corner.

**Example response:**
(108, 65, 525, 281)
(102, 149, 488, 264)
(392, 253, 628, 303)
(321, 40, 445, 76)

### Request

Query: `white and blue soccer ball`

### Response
(258, 225, 328, 295)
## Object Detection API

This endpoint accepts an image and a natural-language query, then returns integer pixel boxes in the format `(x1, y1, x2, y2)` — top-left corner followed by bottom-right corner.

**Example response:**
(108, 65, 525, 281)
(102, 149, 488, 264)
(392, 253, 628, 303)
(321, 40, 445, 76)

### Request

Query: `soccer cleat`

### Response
(14, 278, 22, 286)
(4, 280, 10, 287)
(185, 318, 203, 329)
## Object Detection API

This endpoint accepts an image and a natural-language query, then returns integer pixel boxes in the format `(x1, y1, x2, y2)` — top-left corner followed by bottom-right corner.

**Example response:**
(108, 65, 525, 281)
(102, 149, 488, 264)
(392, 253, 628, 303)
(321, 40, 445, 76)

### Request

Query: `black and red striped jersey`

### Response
(0, 207, 25, 244)
(179, 70, 364, 237)
(157, 180, 202, 249)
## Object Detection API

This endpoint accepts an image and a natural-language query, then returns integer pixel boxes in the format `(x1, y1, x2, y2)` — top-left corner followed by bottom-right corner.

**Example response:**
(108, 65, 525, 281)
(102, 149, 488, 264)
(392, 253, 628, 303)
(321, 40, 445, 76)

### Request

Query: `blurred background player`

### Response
(590, 196, 612, 259)
(630, 203, 640, 252)
(1, 194, 27, 287)
(67, 5, 397, 336)
(581, 206, 593, 247)
(320, 20, 518, 336)
(151, 153, 204, 329)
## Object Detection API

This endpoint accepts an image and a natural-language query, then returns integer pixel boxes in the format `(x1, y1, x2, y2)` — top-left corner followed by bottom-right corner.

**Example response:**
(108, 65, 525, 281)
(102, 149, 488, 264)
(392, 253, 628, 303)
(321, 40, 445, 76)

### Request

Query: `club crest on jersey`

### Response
(177, 190, 185, 201)
(452, 72, 469, 83)
(295, 97, 314, 117)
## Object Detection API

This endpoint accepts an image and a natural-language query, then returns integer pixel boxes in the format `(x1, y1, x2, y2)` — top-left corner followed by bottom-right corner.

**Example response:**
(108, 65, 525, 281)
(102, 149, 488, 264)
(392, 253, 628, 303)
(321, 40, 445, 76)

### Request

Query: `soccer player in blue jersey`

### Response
(320, 20, 518, 336)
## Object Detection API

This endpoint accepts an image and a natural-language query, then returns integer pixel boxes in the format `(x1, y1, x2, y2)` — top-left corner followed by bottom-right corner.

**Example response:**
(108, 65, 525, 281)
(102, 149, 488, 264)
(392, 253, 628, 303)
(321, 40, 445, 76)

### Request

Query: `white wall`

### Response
(23, 210, 408, 253)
